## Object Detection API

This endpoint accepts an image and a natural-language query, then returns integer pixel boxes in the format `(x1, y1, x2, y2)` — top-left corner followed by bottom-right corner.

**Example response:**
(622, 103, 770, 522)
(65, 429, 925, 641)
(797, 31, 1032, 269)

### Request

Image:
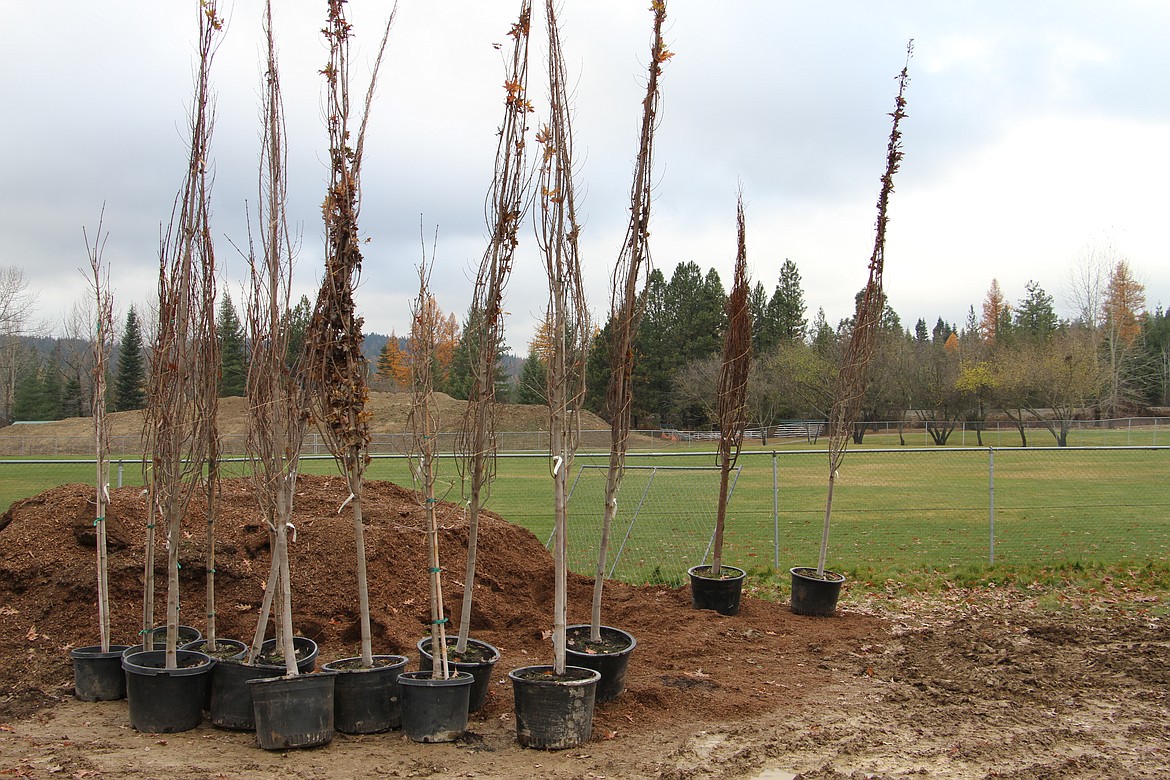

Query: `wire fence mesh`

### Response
(1, 445, 1166, 582)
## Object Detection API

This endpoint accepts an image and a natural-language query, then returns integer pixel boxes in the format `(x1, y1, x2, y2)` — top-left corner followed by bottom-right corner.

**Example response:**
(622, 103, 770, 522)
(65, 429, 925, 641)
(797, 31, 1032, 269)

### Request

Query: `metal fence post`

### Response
(772, 451, 779, 570)
(117, 460, 124, 489)
(988, 447, 995, 564)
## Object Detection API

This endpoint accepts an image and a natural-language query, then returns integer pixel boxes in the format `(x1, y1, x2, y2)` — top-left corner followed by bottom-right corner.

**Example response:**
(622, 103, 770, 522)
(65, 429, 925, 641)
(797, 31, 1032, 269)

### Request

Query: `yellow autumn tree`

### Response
(980, 279, 1011, 346)
(375, 333, 410, 390)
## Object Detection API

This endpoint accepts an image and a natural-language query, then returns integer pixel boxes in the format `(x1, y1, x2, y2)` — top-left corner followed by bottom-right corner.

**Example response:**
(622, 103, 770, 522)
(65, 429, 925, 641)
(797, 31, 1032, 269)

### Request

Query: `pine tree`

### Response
(516, 348, 547, 405)
(914, 317, 929, 343)
(749, 281, 769, 353)
(1013, 280, 1058, 340)
(114, 306, 146, 411)
(766, 258, 807, 344)
(217, 293, 246, 397)
(284, 294, 312, 369)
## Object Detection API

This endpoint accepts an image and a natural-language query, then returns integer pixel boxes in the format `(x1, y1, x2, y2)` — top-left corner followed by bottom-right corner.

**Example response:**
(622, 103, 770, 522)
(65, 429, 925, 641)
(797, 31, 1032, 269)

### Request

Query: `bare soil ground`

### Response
(1, 477, 1167, 779)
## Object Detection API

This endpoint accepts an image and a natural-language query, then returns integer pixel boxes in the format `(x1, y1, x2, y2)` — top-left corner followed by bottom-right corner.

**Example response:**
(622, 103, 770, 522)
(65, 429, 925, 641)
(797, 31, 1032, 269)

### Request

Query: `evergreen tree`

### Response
(914, 317, 929, 343)
(962, 305, 979, 340)
(632, 268, 671, 426)
(1140, 305, 1170, 406)
(765, 258, 807, 344)
(932, 317, 954, 344)
(583, 319, 612, 415)
(217, 293, 246, 397)
(1013, 280, 1058, 340)
(749, 281, 769, 353)
(810, 307, 834, 356)
(113, 306, 146, 411)
(285, 294, 312, 369)
(444, 306, 509, 401)
(515, 348, 547, 405)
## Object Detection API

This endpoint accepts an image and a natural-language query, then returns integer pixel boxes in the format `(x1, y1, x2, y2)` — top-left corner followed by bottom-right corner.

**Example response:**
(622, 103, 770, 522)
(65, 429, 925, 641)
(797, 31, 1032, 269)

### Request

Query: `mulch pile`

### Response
(0, 475, 883, 729)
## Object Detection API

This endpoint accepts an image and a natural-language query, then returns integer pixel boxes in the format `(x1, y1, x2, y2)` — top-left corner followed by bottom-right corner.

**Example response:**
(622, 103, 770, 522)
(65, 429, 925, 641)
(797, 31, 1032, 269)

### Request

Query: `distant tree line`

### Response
(4, 255, 1168, 445)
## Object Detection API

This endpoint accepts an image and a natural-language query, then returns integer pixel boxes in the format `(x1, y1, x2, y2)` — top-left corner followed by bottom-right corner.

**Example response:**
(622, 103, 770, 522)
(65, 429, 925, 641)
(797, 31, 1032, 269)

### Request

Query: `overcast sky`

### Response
(3, 1, 1169, 352)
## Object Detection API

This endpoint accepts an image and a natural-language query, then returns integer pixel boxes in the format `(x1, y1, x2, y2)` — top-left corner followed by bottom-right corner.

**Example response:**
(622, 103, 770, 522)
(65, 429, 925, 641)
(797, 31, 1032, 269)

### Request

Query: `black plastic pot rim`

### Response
(246, 670, 337, 687)
(790, 567, 847, 583)
(214, 654, 284, 671)
(507, 665, 602, 688)
(417, 637, 501, 665)
(397, 670, 474, 687)
(122, 650, 214, 677)
(322, 655, 408, 674)
(71, 645, 130, 659)
(565, 625, 637, 657)
(687, 564, 747, 581)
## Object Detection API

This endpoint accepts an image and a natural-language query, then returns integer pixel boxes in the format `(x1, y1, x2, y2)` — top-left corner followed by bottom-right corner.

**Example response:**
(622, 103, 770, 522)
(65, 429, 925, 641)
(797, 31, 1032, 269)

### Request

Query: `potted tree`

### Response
(202, 0, 322, 736)
(426, 0, 534, 714)
(301, 0, 406, 737)
(567, 0, 670, 701)
(688, 192, 752, 616)
(71, 211, 132, 702)
(791, 44, 912, 617)
(123, 0, 220, 734)
(508, 0, 601, 751)
(398, 259, 475, 743)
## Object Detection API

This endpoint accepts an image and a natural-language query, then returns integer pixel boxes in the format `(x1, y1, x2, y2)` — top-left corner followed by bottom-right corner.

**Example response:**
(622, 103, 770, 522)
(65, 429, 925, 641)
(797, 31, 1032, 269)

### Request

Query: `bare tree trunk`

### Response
(349, 468, 373, 665)
(87, 216, 113, 653)
(816, 470, 836, 577)
(538, 0, 589, 677)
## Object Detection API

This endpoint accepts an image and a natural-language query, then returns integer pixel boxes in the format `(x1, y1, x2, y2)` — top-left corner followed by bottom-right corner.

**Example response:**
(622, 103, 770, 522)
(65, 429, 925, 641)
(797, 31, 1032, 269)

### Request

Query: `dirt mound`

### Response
(0, 392, 621, 455)
(0, 475, 880, 728)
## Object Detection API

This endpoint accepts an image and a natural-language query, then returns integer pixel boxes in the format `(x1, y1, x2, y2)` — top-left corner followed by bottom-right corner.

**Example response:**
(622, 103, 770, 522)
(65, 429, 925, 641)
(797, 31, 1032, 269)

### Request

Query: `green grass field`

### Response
(3, 443, 1167, 590)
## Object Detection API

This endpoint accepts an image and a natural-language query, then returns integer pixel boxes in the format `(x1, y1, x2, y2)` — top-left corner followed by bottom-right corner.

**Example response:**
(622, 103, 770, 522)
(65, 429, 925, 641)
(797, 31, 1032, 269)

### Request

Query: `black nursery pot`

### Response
(71, 645, 130, 701)
(509, 665, 601, 750)
(122, 649, 215, 733)
(321, 655, 409, 734)
(417, 637, 501, 713)
(397, 670, 475, 743)
(565, 625, 636, 703)
(687, 564, 747, 616)
(180, 638, 248, 712)
(789, 566, 846, 617)
(206, 656, 284, 730)
(248, 672, 337, 750)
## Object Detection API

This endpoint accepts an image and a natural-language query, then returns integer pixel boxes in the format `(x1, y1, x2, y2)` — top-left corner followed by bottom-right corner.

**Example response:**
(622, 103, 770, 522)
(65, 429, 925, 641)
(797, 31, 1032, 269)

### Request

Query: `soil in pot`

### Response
(688, 564, 747, 616)
(417, 637, 501, 713)
(789, 566, 846, 617)
(122, 649, 215, 733)
(180, 638, 247, 660)
(257, 636, 318, 673)
(122, 624, 205, 658)
(248, 672, 336, 750)
(71, 645, 130, 701)
(509, 665, 600, 750)
(397, 670, 475, 743)
(565, 625, 635, 703)
(321, 654, 409, 734)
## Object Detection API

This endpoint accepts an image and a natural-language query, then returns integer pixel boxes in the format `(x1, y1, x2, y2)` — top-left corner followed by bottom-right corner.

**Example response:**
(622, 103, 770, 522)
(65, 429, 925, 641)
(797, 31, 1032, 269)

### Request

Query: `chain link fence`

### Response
(2, 445, 1166, 582)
